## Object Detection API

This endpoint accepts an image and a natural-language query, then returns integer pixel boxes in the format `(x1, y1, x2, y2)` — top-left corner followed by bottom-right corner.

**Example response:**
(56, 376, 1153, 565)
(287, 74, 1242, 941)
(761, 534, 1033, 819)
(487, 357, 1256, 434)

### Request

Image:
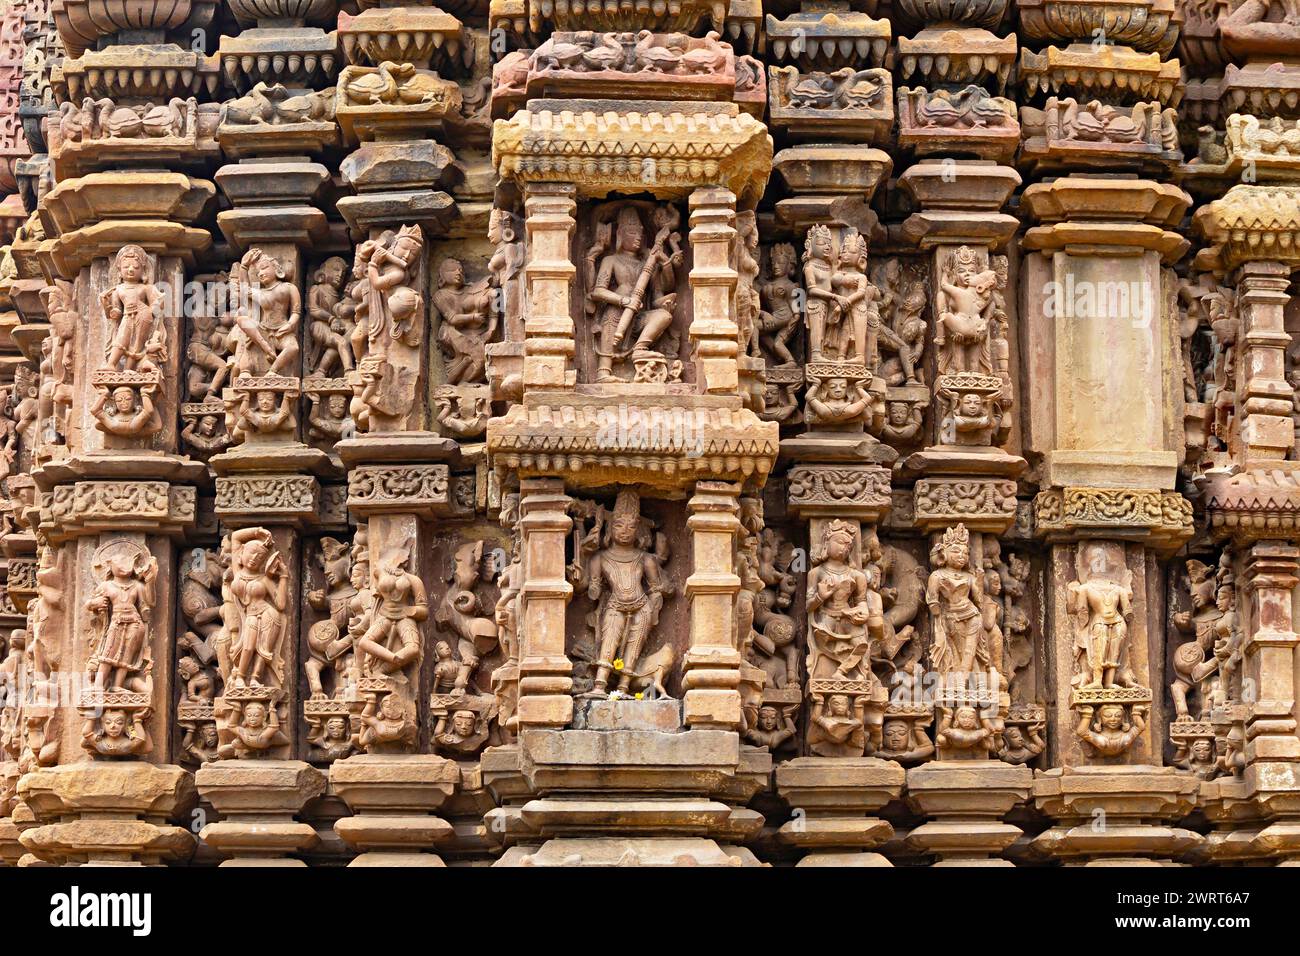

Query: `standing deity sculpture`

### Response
(568, 490, 673, 697)
(81, 540, 157, 759)
(1067, 546, 1135, 691)
(85, 541, 157, 693)
(1066, 541, 1151, 758)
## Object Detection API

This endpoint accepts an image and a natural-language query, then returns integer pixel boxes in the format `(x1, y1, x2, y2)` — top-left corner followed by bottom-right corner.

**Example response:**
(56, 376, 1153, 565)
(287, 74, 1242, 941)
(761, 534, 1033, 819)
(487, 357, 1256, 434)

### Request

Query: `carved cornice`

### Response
(1033, 486, 1193, 551)
(489, 400, 779, 492)
(492, 101, 772, 204)
(42, 481, 196, 540)
(1195, 185, 1300, 270)
(1203, 466, 1300, 543)
(215, 475, 319, 526)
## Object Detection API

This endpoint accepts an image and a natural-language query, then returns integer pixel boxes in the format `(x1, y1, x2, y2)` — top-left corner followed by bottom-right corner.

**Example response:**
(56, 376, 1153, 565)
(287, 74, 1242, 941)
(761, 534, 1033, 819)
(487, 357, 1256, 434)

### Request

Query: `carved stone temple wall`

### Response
(1, 0, 1300, 869)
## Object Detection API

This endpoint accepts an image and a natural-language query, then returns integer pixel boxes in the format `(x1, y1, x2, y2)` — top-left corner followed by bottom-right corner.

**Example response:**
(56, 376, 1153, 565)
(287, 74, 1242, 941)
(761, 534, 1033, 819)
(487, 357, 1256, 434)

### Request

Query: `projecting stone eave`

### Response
(1202, 463, 1300, 542)
(491, 99, 773, 205)
(1195, 184, 1300, 270)
(486, 395, 780, 493)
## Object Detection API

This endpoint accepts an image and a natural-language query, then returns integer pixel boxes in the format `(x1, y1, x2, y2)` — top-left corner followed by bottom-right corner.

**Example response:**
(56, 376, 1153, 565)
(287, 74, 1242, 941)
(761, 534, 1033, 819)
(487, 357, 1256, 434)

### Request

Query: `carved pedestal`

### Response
(905, 760, 1031, 866)
(195, 760, 325, 866)
(1032, 766, 1202, 865)
(775, 756, 903, 866)
(495, 707, 760, 866)
(18, 762, 196, 866)
(330, 753, 460, 866)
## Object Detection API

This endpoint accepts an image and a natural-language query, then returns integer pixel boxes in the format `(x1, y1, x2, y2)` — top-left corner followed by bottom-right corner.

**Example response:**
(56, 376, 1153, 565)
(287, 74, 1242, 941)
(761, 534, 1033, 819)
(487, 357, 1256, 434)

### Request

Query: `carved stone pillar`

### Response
(515, 477, 573, 730)
(1229, 263, 1294, 463)
(682, 480, 742, 731)
(688, 187, 739, 396)
(195, 760, 325, 866)
(521, 183, 577, 392)
(1032, 767, 1202, 865)
(331, 753, 459, 866)
(1194, 186, 1300, 864)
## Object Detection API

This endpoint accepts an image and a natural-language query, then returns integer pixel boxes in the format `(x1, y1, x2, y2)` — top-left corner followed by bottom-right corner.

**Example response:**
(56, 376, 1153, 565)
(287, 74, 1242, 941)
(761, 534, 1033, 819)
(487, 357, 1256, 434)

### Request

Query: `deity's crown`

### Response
(396, 224, 422, 245)
(840, 229, 867, 262)
(805, 223, 832, 258)
(941, 523, 969, 552)
(617, 205, 643, 233)
(613, 488, 640, 522)
(824, 519, 856, 545)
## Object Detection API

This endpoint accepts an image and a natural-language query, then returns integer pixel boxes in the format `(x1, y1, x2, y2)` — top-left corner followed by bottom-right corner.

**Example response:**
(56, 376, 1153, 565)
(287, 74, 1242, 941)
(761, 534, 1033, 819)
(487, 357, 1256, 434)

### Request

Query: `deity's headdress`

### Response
(941, 523, 970, 555)
(824, 519, 856, 548)
(805, 223, 832, 260)
(617, 205, 644, 236)
(613, 489, 640, 524)
(840, 229, 868, 265)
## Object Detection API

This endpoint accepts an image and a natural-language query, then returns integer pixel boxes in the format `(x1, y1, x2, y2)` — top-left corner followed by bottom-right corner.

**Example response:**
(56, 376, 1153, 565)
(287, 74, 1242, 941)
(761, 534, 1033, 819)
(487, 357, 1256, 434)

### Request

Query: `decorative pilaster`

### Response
(515, 477, 573, 730)
(682, 480, 742, 730)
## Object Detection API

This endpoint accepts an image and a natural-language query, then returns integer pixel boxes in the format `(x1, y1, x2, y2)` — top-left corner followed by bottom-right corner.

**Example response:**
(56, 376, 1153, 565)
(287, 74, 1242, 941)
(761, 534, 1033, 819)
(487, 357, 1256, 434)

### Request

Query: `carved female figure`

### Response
(830, 230, 882, 366)
(354, 542, 425, 678)
(806, 519, 882, 681)
(230, 249, 301, 378)
(803, 224, 846, 363)
(100, 245, 165, 372)
(926, 524, 989, 681)
(362, 225, 425, 361)
(225, 528, 289, 690)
